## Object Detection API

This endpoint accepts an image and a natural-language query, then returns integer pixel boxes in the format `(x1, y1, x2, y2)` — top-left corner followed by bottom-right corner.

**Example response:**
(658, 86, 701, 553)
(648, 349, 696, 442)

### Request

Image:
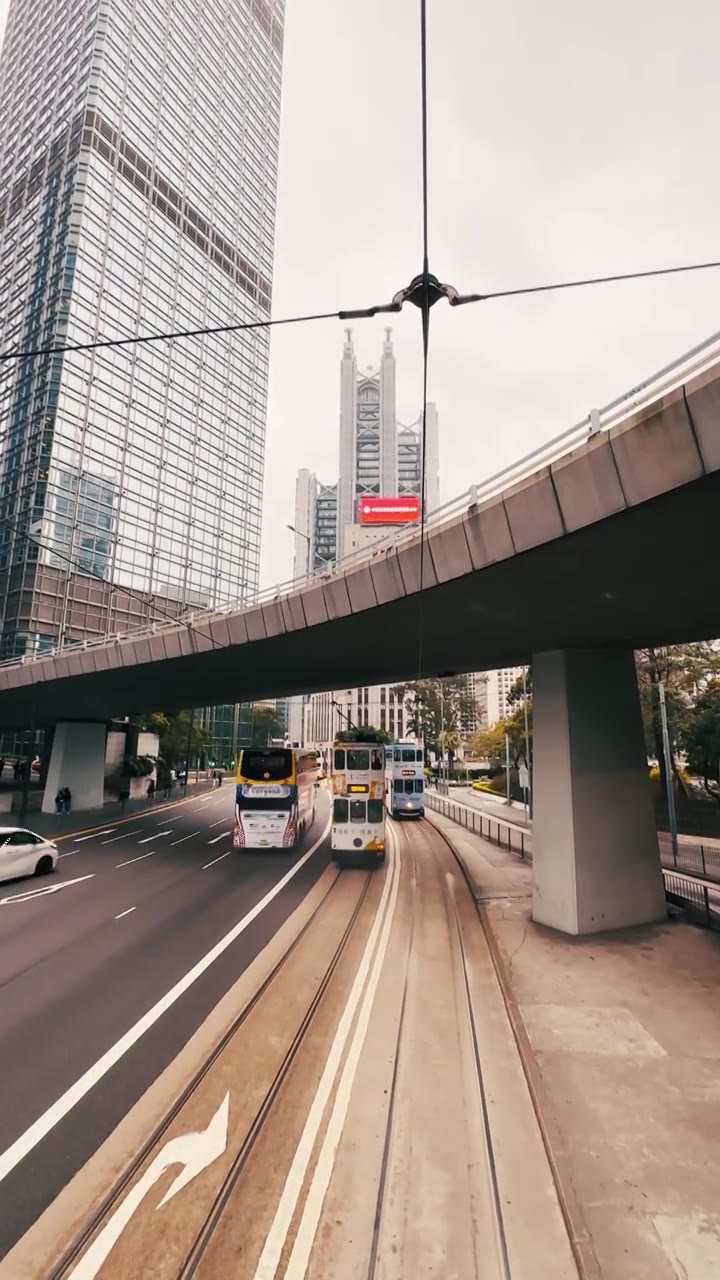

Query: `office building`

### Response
(291, 329, 439, 577)
(289, 330, 439, 745)
(0, 0, 284, 668)
(483, 667, 525, 727)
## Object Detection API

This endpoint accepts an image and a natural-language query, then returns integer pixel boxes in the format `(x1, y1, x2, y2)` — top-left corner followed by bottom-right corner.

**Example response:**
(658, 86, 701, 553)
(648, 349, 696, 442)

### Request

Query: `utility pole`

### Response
(522, 666, 532, 819)
(505, 731, 511, 807)
(658, 681, 679, 864)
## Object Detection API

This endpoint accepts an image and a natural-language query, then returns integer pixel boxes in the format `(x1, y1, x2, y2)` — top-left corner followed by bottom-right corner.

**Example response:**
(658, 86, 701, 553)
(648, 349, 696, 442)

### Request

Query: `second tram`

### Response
(330, 740, 386, 866)
(385, 740, 425, 819)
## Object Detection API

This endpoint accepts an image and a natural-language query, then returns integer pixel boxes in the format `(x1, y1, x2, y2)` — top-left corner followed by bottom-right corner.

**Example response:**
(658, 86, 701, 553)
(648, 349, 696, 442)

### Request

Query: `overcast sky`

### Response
(2, 1, 720, 590)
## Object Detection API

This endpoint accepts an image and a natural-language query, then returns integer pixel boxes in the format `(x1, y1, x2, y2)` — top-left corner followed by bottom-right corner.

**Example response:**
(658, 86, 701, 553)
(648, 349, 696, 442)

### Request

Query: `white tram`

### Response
(330, 740, 386, 866)
(385, 741, 425, 819)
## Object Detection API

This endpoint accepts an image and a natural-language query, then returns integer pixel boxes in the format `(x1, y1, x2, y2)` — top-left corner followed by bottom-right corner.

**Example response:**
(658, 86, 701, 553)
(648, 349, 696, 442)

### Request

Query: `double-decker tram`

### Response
(385, 740, 425, 819)
(234, 746, 318, 849)
(330, 740, 386, 866)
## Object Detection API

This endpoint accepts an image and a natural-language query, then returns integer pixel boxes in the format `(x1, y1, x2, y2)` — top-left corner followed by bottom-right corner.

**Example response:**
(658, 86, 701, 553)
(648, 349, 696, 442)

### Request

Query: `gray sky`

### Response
(3, 0, 720, 590)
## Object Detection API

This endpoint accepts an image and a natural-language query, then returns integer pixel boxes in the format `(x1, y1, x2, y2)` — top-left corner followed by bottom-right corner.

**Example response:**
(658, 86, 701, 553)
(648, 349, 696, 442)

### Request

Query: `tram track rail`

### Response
(422, 814, 598, 1280)
(50, 864, 373, 1280)
(366, 819, 514, 1280)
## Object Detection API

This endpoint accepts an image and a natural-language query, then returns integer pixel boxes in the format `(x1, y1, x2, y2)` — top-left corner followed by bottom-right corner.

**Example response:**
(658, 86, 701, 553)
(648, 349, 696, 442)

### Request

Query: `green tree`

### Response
(636, 644, 720, 799)
(136, 710, 208, 770)
(438, 727, 461, 775)
(395, 676, 476, 755)
(469, 723, 507, 766)
(682, 681, 720, 799)
(249, 704, 285, 746)
(335, 725, 392, 744)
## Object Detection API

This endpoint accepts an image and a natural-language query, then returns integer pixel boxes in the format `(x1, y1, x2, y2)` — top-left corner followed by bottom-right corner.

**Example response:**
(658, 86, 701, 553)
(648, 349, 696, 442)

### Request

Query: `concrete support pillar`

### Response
(532, 649, 666, 935)
(42, 722, 107, 814)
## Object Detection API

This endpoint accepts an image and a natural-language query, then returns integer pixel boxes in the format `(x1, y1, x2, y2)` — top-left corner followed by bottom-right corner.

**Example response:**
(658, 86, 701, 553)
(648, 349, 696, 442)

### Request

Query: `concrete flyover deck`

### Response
(2, 361, 720, 728)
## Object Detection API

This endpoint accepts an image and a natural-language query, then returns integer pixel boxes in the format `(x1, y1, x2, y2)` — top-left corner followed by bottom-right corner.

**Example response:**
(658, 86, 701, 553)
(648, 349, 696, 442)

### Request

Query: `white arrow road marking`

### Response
(69, 1093, 230, 1279)
(0, 875, 95, 906)
(207, 832, 231, 845)
(0, 817, 330, 1186)
(137, 835, 156, 845)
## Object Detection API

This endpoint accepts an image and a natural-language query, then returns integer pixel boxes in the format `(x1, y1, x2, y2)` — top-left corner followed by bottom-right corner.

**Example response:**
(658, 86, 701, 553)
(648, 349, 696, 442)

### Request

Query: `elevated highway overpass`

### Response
(2, 336, 720, 936)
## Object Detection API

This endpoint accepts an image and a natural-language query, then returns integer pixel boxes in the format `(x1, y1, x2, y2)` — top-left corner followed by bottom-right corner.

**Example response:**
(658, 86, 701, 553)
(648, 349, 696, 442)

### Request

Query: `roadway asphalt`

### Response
(0, 785, 332, 1260)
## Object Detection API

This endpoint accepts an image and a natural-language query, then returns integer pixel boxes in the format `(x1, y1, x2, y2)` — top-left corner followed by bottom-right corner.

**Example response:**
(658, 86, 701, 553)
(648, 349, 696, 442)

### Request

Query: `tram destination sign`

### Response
(358, 495, 420, 525)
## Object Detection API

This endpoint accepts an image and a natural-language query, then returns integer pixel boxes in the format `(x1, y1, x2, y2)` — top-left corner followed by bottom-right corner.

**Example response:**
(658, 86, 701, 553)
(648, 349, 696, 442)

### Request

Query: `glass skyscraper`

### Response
(0, 0, 284, 659)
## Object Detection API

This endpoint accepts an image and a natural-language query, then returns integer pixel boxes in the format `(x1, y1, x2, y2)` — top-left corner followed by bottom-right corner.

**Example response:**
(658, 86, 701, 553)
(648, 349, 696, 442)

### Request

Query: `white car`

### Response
(0, 828, 59, 883)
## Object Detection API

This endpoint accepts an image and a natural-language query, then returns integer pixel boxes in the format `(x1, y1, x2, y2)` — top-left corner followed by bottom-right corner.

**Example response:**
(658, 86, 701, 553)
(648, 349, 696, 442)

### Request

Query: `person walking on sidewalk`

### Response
(55, 789, 64, 815)
(62, 786, 72, 814)
(147, 778, 156, 804)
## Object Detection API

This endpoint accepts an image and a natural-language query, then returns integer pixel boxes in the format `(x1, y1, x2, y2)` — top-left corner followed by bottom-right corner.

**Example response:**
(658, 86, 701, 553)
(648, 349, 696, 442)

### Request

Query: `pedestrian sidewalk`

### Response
(14, 779, 216, 841)
(427, 806, 720, 1280)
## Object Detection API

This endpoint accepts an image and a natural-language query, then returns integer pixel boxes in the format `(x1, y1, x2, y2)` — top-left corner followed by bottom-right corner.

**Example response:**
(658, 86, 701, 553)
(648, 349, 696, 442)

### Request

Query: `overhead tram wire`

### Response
(2, 260, 719, 366)
(416, 0, 431, 683)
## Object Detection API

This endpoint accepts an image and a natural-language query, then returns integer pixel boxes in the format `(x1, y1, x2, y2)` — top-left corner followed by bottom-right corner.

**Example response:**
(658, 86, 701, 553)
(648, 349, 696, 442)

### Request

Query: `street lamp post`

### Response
(286, 525, 333, 572)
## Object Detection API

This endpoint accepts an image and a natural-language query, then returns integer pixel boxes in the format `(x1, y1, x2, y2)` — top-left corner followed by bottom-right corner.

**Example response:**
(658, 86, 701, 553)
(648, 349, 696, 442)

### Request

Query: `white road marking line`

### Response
(115, 851, 155, 868)
(281, 831, 400, 1280)
(114, 907, 136, 920)
(0, 875, 96, 906)
(137, 835, 157, 845)
(0, 816, 330, 1186)
(202, 852, 231, 870)
(207, 832, 231, 845)
(75, 829, 116, 842)
(255, 831, 400, 1280)
(101, 830, 142, 845)
(154, 831, 172, 839)
(170, 830, 201, 846)
(58, 850, 80, 858)
(208, 819, 228, 828)
(160, 818, 181, 824)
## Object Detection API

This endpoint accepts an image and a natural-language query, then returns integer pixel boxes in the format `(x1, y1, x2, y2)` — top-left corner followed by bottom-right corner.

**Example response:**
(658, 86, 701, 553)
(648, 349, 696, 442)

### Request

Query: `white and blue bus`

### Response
(385, 741, 425, 819)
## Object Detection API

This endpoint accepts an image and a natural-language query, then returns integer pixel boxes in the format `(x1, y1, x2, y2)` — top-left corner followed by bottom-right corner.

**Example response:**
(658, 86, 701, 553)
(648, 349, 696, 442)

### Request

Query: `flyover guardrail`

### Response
(3, 323, 720, 673)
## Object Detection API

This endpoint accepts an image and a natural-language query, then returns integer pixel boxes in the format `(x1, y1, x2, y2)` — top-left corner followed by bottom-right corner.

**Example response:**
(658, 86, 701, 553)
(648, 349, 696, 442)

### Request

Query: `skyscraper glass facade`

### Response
(0, 0, 284, 658)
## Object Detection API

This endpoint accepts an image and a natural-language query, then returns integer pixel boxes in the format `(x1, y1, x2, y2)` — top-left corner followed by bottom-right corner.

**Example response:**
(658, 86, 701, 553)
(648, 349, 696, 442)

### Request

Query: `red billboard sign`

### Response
(358, 496, 420, 525)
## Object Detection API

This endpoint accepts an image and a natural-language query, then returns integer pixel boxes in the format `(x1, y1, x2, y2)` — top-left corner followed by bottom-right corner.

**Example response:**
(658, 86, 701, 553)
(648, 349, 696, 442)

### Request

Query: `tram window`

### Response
(333, 798, 349, 822)
(393, 779, 403, 794)
(404, 780, 414, 794)
(417, 750, 424, 762)
(370, 749, 383, 771)
(414, 779, 424, 792)
(368, 800, 384, 822)
(350, 798, 366, 822)
(334, 749, 346, 771)
(394, 748, 401, 762)
(347, 749, 369, 771)
(401, 748, 415, 762)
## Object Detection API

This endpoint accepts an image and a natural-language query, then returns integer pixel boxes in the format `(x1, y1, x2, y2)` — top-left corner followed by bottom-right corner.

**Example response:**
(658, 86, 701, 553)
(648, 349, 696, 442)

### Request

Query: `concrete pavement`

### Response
(427, 805, 720, 1279)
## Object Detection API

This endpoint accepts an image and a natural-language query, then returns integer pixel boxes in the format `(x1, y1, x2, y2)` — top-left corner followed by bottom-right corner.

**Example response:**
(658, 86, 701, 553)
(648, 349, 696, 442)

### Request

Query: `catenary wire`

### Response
(2, 261, 719, 366)
(451, 258, 720, 306)
(416, 0, 431, 682)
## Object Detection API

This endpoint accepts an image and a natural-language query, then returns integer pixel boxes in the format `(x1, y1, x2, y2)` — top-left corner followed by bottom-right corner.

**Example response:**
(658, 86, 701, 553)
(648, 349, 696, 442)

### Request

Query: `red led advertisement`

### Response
(358, 496, 420, 525)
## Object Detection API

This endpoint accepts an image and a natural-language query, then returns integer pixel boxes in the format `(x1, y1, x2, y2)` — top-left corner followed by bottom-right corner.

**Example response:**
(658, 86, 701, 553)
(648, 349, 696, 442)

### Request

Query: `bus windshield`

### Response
(239, 750, 293, 781)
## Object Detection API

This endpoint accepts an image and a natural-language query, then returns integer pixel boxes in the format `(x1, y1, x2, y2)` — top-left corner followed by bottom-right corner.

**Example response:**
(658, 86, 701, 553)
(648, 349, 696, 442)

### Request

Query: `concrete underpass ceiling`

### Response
(2, 470, 720, 731)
